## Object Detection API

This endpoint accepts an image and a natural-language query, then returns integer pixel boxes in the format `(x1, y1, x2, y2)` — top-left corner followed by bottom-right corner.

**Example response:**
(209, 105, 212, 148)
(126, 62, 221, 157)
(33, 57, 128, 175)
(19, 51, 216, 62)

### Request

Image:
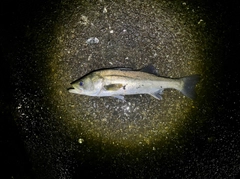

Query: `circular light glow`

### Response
(48, 1, 206, 148)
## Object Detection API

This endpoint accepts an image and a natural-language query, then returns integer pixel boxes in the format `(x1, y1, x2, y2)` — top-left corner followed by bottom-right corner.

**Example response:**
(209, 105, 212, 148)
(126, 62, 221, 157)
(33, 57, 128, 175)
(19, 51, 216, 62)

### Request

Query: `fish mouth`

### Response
(68, 87, 82, 94)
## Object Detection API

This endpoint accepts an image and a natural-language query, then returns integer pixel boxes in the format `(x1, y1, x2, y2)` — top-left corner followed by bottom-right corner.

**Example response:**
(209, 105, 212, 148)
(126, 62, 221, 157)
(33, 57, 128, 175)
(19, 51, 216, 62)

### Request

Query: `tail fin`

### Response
(181, 75, 200, 99)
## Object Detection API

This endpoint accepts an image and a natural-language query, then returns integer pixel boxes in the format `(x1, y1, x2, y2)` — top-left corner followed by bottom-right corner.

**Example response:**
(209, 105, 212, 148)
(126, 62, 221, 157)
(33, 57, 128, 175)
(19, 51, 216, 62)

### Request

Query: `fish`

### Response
(68, 65, 200, 100)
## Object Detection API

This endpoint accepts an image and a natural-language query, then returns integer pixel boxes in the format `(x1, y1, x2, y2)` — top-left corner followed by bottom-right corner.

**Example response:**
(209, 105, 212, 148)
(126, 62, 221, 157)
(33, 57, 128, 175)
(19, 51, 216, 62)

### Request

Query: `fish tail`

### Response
(180, 75, 200, 99)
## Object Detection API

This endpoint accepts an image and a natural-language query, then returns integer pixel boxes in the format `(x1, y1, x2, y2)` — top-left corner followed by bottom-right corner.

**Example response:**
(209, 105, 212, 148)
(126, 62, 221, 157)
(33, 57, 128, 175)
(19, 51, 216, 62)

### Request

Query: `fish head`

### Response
(68, 73, 102, 96)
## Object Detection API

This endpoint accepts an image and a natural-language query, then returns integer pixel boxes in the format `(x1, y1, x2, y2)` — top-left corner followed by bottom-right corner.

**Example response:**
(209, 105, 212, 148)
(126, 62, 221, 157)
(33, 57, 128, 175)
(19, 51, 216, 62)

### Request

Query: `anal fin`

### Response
(149, 89, 164, 100)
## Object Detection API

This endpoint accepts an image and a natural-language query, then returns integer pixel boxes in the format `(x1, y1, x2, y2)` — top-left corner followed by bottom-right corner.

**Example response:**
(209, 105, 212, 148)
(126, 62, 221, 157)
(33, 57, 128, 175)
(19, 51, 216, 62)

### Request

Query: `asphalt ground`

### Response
(1, 0, 240, 178)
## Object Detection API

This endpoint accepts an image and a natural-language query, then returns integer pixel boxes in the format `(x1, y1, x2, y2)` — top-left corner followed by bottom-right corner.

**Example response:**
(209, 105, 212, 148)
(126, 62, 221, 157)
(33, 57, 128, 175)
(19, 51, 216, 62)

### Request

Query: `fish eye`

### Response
(79, 81, 84, 86)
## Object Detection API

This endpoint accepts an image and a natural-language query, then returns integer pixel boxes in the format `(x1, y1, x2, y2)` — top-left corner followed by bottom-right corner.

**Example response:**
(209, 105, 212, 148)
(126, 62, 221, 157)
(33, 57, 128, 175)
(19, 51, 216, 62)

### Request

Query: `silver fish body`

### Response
(68, 65, 200, 100)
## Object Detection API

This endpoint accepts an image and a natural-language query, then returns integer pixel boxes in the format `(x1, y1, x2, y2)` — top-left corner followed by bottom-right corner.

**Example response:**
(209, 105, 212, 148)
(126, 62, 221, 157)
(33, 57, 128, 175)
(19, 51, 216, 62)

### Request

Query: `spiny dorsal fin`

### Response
(140, 64, 159, 75)
(114, 67, 133, 71)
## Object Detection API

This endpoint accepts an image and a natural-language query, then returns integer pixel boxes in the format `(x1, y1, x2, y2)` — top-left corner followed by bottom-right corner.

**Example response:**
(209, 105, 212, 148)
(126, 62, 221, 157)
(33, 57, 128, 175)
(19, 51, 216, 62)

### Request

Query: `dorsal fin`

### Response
(140, 64, 159, 75)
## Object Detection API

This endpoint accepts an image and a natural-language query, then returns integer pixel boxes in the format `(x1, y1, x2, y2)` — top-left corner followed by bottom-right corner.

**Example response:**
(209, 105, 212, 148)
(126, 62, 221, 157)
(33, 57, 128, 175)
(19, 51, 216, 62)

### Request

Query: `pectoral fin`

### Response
(103, 84, 123, 91)
(149, 89, 164, 100)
